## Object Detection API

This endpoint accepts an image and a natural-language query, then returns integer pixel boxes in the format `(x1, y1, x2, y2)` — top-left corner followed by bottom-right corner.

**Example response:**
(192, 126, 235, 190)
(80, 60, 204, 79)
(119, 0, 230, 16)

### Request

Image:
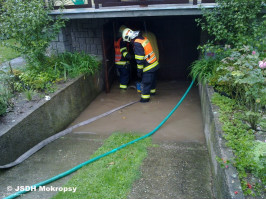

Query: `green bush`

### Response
(0, 98, 7, 115)
(212, 93, 266, 196)
(192, 1, 266, 196)
(189, 57, 219, 84)
(18, 69, 59, 92)
(0, 85, 11, 116)
(189, 45, 231, 84)
(17, 52, 100, 92)
(215, 46, 265, 129)
(55, 52, 101, 78)
(0, 0, 65, 68)
(197, 0, 265, 49)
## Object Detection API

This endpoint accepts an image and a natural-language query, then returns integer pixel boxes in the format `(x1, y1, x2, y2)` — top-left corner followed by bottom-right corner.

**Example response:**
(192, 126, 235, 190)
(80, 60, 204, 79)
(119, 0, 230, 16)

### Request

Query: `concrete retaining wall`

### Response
(199, 84, 244, 199)
(0, 73, 103, 166)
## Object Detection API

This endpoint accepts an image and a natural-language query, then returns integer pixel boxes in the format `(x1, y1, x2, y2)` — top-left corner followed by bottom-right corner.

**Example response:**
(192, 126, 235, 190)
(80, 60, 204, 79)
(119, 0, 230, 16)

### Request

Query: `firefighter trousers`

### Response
(117, 64, 130, 89)
(141, 71, 157, 99)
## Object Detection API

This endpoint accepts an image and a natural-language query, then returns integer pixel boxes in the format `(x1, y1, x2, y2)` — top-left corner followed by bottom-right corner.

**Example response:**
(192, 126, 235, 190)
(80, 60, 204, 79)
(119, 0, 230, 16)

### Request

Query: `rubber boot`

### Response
(140, 98, 150, 103)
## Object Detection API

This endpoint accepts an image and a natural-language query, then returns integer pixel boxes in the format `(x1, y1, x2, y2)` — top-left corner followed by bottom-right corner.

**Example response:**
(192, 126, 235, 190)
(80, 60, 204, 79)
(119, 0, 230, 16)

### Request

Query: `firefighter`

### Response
(114, 26, 132, 90)
(122, 28, 159, 103)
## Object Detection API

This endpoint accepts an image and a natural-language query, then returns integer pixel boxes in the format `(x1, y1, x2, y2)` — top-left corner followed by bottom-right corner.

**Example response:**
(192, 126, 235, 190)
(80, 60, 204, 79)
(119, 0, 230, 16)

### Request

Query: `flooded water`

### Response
(70, 80, 205, 143)
(0, 80, 210, 199)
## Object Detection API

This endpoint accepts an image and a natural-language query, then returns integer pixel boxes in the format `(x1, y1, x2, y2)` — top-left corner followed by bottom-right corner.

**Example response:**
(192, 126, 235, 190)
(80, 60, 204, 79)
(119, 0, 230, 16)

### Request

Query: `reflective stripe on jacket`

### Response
(114, 38, 122, 63)
(134, 37, 159, 72)
(114, 38, 129, 65)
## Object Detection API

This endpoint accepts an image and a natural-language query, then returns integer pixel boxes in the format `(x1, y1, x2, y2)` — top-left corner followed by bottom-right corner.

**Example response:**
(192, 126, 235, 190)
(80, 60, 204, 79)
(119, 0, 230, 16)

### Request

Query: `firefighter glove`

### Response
(125, 53, 132, 61)
(137, 70, 142, 79)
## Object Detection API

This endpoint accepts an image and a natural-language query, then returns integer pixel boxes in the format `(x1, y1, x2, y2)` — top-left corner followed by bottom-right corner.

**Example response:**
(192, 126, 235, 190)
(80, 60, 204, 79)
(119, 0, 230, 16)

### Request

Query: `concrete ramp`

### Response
(0, 80, 213, 199)
(128, 142, 213, 198)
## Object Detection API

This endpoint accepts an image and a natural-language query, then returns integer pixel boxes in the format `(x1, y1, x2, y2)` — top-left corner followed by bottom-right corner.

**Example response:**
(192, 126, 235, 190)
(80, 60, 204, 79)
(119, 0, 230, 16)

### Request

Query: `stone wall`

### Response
(49, 19, 109, 60)
(199, 84, 244, 199)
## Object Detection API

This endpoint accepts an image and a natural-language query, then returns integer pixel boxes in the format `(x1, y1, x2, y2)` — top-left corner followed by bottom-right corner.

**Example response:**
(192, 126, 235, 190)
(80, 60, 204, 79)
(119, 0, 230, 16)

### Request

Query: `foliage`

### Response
(0, 85, 11, 116)
(189, 45, 231, 84)
(193, 1, 266, 197)
(0, 51, 100, 116)
(0, 0, 65, 68)
(215, 46, 265, 129)
(23, 89, 35, 101)
(0, 39, 20, 64)
(189, 57, 219, 84)
(212, 93, 265, 196)
(0, 64, 18, 115)
(55, 52, 101, 79)
(253, 141, 266, 174)
(53, 133, 151, 199)
(18, 66, 61, 92)
(196, 0, 266, 49)
(16, 52, 100, 92)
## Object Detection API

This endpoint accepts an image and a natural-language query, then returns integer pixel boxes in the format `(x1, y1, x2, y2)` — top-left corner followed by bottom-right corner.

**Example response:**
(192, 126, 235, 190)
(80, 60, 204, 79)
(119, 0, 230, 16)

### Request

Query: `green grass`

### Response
(0, 39, 20, 64)
(53, 132, 152, 199)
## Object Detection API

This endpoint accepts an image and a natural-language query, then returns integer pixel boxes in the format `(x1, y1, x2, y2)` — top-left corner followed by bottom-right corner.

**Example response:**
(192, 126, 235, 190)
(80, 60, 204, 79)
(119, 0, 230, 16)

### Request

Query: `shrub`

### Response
(18, 52, 100, 92)
(189, 45, 231, 84)
(189, 57, 219, 84)
(0, 0, 66, 68)
(0, 85, 11, 116)
(215, 46, 265, 129)
(197, 0, 265, 49)
(212, 93, 266, 196)
(56, 52, 101, 78)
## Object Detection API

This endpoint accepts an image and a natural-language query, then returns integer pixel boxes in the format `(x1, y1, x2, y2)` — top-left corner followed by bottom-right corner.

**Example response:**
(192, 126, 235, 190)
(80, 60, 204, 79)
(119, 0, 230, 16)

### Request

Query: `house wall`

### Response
(49, 19, 109, 60)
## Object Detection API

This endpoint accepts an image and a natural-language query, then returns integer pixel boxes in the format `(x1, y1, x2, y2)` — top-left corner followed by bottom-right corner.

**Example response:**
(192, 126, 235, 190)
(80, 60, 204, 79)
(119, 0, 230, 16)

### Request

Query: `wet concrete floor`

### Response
(71, 80, 205, 143)
(0, 80, 213, 199)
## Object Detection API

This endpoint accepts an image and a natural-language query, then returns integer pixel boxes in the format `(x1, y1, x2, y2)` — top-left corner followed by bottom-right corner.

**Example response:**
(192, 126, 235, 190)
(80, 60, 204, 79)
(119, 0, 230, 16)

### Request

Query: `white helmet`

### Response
(122, 28, 134, 42)
(119, 25, 127, 34)
(122, 28, 140, 42)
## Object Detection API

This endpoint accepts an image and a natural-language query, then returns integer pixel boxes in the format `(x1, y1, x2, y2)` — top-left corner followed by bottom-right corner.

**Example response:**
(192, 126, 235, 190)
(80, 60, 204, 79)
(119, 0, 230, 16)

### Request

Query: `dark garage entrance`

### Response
(102, 16, 201, 92)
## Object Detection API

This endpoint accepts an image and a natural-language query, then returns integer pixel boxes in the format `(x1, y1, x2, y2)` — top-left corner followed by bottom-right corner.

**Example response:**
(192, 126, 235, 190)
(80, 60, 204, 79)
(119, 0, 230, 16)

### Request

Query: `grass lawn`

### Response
(0, 39, 20, 64)
(53, 132, 152, 199)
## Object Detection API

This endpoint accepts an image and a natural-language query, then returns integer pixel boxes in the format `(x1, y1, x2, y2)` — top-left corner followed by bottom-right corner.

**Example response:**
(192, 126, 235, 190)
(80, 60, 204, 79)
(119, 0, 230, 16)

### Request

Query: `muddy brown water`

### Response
(70, 80, 205, 143)
(0, 80, 210, 199)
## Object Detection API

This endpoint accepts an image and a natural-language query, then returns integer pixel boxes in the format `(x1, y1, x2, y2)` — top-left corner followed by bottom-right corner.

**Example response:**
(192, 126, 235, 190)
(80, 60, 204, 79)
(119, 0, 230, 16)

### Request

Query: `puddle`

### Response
(70, 80, 205, 143)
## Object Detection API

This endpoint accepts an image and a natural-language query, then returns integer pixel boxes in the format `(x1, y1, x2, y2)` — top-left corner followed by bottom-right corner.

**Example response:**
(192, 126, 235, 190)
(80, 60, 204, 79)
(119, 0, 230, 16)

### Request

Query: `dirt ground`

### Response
(0, 79, 74, 134)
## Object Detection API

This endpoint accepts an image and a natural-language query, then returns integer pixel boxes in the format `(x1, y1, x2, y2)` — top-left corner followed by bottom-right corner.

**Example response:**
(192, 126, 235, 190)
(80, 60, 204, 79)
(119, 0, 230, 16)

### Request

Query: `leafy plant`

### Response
(0, 84, 12, 116)
(216, 156, 230, 169)
(197, 0, 265, 49)
(215, 46, 265, 129)
(56, 52, 101, 78)
(212, 93, 265, 196)
(189, 45, 231, 84)
(189, 57, 219, 84)
(16, 52, 100, 92)
(0, 0, 66, 68)
(23, 89, 35, 101)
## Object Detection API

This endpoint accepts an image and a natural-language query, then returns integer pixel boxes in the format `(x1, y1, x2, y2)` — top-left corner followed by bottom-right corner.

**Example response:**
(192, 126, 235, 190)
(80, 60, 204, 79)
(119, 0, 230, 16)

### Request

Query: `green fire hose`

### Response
(4, 79, 195, 199)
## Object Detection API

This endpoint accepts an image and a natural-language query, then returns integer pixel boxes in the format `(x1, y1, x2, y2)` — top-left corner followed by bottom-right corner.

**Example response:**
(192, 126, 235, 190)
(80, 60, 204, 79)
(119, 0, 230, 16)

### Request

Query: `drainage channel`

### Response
(0, 80, 213, 199)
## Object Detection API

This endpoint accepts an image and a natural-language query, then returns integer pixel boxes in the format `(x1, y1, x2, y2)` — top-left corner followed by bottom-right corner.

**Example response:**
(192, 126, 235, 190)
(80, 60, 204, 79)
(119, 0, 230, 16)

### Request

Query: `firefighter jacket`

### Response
(133, 36, 159, 73)
(114, 37, 130, 66)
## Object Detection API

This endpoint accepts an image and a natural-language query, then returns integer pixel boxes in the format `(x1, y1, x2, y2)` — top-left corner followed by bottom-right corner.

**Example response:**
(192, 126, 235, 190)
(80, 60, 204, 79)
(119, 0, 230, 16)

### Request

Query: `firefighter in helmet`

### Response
(114, 26, 132, 90)
(122, 28, 159, 103)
